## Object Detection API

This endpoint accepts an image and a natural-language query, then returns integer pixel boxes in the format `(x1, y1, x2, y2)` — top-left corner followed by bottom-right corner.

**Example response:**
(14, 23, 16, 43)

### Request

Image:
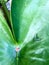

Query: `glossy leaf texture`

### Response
(11, 0, 49, 65)
(11, 0, 49, 43)
(19, 23, 49, 65)
(0, 9, 16, 65)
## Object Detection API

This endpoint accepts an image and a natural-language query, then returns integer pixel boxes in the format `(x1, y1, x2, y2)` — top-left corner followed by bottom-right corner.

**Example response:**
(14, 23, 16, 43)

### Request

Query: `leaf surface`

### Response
(0, 9, 16, 65)
(11, 0, 49, 65)
(11, 0, 49, 43)
(19, 23, 49, 65)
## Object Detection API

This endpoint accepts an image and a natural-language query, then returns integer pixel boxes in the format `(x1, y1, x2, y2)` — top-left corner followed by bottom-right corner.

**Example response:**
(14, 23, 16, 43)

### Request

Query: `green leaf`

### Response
(18, 23, 49, 65)
(0, 9, 16, 65)
(11, 0, 49, 43)
(11, 0, 49, 65)
(0, 0, 7, 3)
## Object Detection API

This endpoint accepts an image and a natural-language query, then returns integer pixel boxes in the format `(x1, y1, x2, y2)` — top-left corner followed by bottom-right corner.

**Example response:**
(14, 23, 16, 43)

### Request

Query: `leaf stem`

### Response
(1, 1, 17, 42)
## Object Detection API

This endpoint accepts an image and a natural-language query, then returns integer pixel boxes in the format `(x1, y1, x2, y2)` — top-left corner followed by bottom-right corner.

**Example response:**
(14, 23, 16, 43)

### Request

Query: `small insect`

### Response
(33, 34, 41, 41)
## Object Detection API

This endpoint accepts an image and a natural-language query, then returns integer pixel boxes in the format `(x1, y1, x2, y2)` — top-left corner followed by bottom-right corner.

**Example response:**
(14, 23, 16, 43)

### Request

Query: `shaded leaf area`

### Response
(0, 0, 7, 3)
(19, 23, 49, 65)
(0, 9, 16, 65)
(11, 0, 49, 43)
